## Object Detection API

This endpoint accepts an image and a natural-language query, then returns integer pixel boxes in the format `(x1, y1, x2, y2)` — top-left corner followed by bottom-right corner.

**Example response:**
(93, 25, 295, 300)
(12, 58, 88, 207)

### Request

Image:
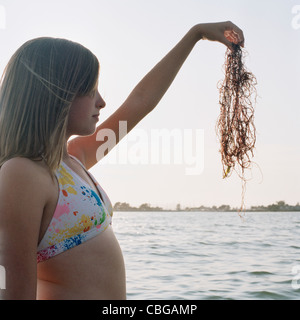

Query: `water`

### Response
(112, 211, 300, 300)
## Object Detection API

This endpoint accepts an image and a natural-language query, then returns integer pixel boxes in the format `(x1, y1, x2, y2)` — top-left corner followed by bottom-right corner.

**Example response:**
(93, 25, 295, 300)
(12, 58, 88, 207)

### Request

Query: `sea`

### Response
(112, 211, 300, 300)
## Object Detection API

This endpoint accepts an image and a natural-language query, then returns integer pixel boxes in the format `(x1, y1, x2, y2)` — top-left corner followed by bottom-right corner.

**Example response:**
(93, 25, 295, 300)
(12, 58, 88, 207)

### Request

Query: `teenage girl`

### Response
(0, 21, 244, 299)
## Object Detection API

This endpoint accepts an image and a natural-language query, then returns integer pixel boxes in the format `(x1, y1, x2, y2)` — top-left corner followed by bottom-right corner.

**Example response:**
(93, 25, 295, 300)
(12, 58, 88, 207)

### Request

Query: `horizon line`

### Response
(113, 200, 300, 212)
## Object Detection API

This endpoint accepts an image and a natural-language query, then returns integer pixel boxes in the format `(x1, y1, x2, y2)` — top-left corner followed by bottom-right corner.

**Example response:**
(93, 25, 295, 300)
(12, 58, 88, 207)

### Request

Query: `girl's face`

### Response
(66, 89, 106, 137)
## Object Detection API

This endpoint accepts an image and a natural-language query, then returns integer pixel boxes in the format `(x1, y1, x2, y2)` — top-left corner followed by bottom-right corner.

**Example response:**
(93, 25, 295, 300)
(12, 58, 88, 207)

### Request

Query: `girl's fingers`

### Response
(224, 22, 245, 47)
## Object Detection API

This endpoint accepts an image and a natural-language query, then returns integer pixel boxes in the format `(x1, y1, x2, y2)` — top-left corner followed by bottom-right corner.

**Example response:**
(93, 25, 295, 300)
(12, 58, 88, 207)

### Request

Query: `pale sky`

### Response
(0, 0, 299, 209)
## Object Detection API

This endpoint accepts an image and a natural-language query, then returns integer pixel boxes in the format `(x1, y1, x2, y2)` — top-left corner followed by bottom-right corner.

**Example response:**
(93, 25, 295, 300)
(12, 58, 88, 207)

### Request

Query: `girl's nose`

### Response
(96, 91, 106, 109)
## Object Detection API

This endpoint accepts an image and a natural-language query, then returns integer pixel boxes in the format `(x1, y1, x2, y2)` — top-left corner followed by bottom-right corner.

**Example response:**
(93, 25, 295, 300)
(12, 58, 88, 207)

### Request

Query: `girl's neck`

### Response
(62, 142, 71, 162)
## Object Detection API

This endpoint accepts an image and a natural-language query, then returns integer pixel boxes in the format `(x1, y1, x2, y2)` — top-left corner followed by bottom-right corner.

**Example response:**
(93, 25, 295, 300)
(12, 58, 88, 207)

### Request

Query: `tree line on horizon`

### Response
(113, 200, 300, 212)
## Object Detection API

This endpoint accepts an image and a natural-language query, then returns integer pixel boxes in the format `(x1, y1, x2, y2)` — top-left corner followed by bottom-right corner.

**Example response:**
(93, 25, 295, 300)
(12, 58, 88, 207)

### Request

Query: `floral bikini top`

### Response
(37, 155, 113, 263)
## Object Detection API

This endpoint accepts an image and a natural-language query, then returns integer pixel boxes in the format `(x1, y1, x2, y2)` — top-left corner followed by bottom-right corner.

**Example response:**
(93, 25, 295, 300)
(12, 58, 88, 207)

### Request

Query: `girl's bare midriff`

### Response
(37, 225, 126, 300)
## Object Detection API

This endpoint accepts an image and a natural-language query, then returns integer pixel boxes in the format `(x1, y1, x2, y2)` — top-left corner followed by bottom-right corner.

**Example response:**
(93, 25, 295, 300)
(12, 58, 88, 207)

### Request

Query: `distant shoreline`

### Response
(113, 201, 300, 212)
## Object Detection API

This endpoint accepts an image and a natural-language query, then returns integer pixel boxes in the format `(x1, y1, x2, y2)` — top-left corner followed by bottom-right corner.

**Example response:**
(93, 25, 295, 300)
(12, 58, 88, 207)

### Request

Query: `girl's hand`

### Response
(195, 21, 245, 50)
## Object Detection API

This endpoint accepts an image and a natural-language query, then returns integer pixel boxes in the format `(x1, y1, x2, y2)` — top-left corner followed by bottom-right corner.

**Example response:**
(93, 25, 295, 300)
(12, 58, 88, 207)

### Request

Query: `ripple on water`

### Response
(114, 211, 300, 300)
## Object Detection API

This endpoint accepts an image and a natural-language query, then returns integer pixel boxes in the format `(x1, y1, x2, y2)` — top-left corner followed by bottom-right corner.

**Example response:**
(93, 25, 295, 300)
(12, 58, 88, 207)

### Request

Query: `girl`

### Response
(0, 21, 244, 300)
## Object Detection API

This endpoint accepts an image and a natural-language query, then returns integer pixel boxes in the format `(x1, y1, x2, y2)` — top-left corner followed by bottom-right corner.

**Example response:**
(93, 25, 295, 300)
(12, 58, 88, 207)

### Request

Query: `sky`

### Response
(0, 0, 299, 209)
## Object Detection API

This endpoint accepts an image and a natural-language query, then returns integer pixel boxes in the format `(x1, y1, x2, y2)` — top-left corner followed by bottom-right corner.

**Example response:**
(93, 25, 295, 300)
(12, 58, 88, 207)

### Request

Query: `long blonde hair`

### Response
(0, 37, 99, 174)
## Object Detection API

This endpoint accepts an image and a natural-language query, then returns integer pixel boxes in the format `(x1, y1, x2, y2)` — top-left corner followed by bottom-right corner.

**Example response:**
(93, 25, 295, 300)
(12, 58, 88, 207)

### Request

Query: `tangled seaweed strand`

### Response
(216, 43, 257, 213)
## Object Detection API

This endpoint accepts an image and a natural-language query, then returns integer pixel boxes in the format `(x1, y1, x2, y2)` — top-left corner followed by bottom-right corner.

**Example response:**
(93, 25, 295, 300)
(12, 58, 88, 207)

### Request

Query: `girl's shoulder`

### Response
(1, 156, 48, 174)
(1, 156, 43, 169)
(0, 157, 55, 197)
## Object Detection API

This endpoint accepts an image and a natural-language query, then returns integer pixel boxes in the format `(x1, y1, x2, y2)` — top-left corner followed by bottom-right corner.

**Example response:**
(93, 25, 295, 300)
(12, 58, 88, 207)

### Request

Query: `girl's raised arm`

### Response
(68, 21, 244, 170)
